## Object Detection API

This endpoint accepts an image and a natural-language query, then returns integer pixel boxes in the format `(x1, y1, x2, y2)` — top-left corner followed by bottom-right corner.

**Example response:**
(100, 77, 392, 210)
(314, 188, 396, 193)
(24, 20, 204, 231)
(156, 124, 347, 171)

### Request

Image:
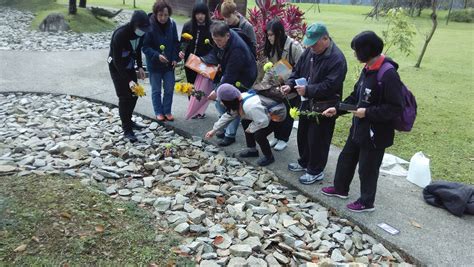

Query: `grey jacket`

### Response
(237, 15, 257, 50)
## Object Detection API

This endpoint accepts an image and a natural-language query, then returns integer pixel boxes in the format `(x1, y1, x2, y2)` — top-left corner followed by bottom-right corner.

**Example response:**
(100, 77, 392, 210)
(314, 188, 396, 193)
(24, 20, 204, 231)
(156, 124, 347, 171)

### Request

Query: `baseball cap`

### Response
(302, 22, 328, 46)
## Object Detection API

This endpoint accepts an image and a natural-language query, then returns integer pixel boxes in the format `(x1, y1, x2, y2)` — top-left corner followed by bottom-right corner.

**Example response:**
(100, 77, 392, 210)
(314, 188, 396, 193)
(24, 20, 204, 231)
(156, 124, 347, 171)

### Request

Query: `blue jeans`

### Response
(150, 70, 175, 115)
(215, 100, 240, 138)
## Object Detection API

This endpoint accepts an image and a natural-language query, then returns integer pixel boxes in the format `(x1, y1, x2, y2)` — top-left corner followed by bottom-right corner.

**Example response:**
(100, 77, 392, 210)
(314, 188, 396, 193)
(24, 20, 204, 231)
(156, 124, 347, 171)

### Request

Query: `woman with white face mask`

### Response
(143, 1, 180, 122)
(108, 10, 151, 143)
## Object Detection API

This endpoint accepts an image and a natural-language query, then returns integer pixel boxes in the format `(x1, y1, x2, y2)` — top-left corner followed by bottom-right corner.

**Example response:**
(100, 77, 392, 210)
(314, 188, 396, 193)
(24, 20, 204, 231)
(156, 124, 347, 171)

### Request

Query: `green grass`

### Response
(0, 174, 193, 266)
(295, 4, 473, 184)
(55, 0, 190, 23)
(31, 6, 116, 33)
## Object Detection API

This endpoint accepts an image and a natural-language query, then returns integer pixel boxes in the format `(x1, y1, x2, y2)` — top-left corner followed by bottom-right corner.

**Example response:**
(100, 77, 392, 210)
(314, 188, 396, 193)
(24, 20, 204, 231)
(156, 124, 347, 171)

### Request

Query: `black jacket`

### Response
(202, 29, 257, 89)
(287, 41, 347, 102)
(108, 23, 144, 82)
(423, 181, 474, 217)
(181, 20, 212, 60)
(341, 57, 404, 149)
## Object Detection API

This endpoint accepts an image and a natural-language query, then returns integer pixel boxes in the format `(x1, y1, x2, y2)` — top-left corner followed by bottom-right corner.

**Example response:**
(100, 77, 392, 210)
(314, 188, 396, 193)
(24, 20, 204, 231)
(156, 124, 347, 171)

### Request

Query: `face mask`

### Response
(135, 28, 145, 37)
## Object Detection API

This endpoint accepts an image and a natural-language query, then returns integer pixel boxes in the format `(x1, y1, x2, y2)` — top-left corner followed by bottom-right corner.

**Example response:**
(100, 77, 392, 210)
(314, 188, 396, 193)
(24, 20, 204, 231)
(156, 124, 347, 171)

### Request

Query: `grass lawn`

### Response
(55, 0, 190, 24)
(31, 6, 117, 33)
(293, 4, 473, 184)
(0, 174, 193, 265)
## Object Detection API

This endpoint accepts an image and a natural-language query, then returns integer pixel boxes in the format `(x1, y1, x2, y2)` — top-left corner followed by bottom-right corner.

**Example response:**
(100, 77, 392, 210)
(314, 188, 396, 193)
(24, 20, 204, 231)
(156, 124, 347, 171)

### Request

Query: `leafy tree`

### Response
(382, 8, 416, 56)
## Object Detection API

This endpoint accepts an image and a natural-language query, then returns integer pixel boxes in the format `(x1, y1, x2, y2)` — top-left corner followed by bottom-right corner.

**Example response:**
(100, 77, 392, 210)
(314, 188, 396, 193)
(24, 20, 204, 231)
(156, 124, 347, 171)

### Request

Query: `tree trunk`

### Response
(415, 0, 438, 68)
(123, 0, 125, 4)
(446, 0, 454, 25)
(464, 0, 468, 9)
(69, 0, 77, 15)
(79, 0, 86, 8)
(133, 0, 136, 8)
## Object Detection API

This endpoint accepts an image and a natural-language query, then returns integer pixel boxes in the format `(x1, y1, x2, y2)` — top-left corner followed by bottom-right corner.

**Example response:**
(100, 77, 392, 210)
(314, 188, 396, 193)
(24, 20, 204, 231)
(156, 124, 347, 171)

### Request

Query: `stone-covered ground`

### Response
(0, 93, 414, 266)
(0, 7, 130, 51)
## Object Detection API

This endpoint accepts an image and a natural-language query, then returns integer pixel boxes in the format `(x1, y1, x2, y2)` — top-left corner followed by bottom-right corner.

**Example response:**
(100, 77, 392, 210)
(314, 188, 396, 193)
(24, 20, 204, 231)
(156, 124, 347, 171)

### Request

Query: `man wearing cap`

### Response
(281, 22, 347, 185)
(108, 10, 151, 142)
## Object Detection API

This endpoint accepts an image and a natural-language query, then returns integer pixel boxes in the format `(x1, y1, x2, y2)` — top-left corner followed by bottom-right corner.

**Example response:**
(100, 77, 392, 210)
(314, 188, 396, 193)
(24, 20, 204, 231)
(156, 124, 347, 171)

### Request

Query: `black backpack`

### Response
(233, 28, 256, 59)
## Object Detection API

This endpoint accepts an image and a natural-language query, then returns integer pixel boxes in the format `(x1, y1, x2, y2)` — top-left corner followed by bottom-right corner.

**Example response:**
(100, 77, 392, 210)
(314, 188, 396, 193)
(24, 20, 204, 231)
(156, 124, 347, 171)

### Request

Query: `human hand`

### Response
(280, 85, 291, 95)
(208, 91, 217, 101)
(171, 61, 177, 68)
(322, 107, 337, 117)
(128, 80, 137, 90)
(351, 108, 366, 118)
(137, 68, 146, 80)
(159, 54, 169, 63)
(295, 85, 306, 96)
(205, 130, 215, 139)
(179, 51, 185, 60)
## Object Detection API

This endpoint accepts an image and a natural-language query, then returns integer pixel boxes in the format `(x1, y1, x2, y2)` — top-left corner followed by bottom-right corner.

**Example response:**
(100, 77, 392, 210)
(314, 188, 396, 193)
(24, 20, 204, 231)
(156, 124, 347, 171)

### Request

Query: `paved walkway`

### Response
(1, 49, 473, 266)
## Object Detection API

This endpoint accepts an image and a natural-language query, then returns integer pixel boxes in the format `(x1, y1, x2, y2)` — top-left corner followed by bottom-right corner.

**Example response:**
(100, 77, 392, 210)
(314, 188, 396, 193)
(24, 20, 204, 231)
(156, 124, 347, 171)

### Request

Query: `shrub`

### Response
(449, 8, 474, 23)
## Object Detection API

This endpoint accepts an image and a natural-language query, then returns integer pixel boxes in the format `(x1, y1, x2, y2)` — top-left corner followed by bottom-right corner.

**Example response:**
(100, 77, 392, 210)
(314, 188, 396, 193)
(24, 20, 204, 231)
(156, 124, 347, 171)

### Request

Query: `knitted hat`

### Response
(217, 83, 241, 101)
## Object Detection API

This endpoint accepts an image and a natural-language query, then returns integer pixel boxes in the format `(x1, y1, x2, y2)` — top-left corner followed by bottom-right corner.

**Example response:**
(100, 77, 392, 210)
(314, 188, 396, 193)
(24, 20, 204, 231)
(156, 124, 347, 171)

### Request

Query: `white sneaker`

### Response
(274, 140, 287, 151)
(269, 138, 278, 147)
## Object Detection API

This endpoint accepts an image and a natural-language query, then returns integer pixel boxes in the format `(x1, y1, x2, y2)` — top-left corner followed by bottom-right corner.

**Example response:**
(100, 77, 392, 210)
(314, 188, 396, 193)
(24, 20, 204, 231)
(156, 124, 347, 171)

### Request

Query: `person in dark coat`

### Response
(202, 21, 257, 147)
(108, 10, 151, 143)
(321, 31, 404, 212)
(142, 1, 180, 122)
(179, 2, 212, 84)
(281, 22, 347, 185)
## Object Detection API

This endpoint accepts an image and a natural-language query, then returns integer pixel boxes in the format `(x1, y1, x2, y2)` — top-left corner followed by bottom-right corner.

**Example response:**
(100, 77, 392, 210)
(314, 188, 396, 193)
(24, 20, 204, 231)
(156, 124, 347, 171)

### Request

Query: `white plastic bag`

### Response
(406, 152, 432, 188)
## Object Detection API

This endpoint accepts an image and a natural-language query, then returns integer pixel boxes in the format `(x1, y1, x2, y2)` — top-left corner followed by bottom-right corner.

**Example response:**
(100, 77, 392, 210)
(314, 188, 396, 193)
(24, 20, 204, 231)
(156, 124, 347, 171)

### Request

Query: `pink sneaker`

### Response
(346, 200, 375, 212)
(321, 187, 348, 199)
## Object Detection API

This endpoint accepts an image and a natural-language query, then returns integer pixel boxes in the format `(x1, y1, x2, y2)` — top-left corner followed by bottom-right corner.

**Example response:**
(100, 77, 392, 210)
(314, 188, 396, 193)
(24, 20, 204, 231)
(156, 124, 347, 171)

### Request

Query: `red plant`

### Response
(248, 0, 307, 62)
(211, 0, 306, 63)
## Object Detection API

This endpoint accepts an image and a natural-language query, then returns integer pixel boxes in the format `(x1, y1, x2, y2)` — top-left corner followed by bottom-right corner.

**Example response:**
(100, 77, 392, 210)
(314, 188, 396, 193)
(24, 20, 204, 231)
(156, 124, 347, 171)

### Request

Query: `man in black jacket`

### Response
(108, 10, 151, 142)
(282, 22, 347, 185)
(203, 22, 257, 146)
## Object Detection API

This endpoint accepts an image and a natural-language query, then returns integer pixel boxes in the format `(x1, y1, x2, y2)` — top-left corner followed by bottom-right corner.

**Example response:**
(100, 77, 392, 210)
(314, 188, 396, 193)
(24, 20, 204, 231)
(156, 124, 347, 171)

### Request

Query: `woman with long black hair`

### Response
(179, 2, 212, 84)
(262, 18, 303, 151)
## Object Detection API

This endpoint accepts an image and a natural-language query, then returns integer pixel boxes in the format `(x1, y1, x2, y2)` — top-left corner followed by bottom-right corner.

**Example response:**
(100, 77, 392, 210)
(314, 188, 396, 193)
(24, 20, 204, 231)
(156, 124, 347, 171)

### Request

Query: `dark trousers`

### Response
(297, 115, 335, 175)
(334, 137, 385, 206)
(274, 97, 300, 142)
(109, 65, 138, 132)
(241, 119, 275, 158)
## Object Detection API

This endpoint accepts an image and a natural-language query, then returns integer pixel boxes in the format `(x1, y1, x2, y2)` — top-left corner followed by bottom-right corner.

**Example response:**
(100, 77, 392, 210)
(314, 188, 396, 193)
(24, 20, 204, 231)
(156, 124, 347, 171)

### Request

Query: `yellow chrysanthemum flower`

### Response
(181, 33, 193, 41)
(204, 39, 210, 45)
(131, 84, 146, 97)
(289, 107, 300, 120)
(235, 81, 241, 88)
(263, 62, 274, 72)
(159, 45, 165, 51)
(174, 83, 183, 93)
(182, 83, 193, 95)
